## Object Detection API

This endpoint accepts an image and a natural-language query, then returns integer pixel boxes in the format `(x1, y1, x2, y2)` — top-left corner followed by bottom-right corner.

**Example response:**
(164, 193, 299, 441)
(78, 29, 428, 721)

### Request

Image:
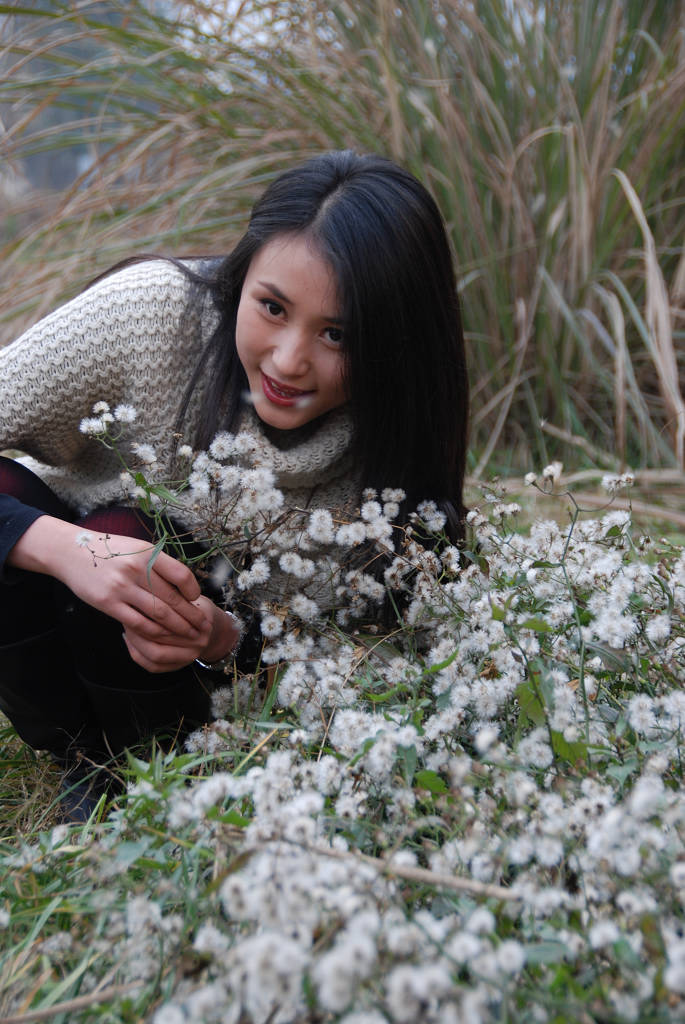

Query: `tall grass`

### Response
(1, 0, 683, 474)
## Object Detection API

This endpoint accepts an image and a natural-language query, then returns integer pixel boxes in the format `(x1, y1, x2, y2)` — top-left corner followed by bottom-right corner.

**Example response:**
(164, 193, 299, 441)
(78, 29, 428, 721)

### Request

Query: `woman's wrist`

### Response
(7, 515, 81, 579)
(195, 608, 243, 671)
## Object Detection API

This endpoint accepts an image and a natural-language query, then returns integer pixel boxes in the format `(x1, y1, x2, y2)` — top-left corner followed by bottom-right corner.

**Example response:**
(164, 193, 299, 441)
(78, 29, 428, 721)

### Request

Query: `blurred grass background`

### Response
(1, 0, 684, 485)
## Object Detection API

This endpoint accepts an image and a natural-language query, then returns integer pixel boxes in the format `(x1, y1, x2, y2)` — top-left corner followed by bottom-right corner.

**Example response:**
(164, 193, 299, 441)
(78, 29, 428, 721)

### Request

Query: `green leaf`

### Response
(613, 937, 644, 969)
(524, 941, 568, 965)
(218, 808, 250, 827)
(258, 676, 279, 721)
(349, 736, 376, 767)
(365, 685, 404, 702)
(113, 840, 150, 868)
(519, 617, 553, 633)
(34, 949, 100, 1009)
(605, 757, 639, 789)
(551, 730, 587, 766)
(516, 680, 545, 728)
(414, 769, 449, 794)
(425, 646, 460, 675)
(145, 536, 166, 585)
(397, 744, 417, 785)
(149, 484, 180, 503)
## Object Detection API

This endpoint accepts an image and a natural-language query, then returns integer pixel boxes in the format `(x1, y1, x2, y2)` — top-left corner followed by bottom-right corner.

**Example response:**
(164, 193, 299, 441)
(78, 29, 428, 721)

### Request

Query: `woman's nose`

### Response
(271, 329, 310, 377)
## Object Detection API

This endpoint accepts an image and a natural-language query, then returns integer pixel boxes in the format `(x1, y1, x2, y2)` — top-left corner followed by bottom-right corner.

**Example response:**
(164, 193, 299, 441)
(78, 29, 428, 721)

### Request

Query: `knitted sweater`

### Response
(0, 260, 358, 574)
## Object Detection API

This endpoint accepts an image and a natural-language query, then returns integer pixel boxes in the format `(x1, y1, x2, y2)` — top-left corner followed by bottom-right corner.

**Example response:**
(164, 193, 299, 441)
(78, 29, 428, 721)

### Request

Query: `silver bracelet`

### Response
(195, 611, 243, 672)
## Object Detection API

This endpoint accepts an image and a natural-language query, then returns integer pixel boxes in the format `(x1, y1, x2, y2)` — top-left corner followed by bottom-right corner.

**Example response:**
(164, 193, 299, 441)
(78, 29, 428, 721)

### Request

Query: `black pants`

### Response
(0, 457, 212, 760)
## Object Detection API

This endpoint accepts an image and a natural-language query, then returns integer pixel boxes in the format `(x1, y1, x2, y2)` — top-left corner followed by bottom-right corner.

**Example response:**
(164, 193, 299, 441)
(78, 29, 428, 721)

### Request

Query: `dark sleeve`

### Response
(0, 494, 45, 583)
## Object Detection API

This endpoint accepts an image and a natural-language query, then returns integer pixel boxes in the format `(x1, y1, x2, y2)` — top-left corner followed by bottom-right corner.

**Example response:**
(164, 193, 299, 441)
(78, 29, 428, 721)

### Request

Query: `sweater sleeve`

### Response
(0, 260, 196, 468)
(0, 260, 209, 576)
(0, 494, 45, 583)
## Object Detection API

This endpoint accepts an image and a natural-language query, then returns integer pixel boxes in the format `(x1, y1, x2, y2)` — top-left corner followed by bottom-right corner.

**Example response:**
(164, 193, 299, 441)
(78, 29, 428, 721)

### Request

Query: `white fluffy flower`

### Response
(542, 461, 563, 483)
(601, 471, 634, 494)
(279, 552, 315, 578)
(250, 557, 271, 584)
(151, 1007, 186, 1024)
(193, 923, 229, 957)
(516, 727, 553, 768)
(474, 726, 498, 754)
(646, 613, 671, 643)
(496, 939, 526, 973)
(589, 919, 620, 949)
(361, 499, 383, 521)
(536, 837, 563, 867)
(626, 694, 656, 734)
(336, 521, 367, 546)
(466, 907, 495, 935)
(289, 593, 320, 622)
(79, 416, 105, 435)
(219, 465, 241, 491)
(260, 613, 283, 639)
(113, 403, 137, 423)
(415, 499, 447, 532)
(209, 432, 235, 460)
(126, 895, 162, 936)
(307, 508, 335, 544)
(131, 442, 157, 465)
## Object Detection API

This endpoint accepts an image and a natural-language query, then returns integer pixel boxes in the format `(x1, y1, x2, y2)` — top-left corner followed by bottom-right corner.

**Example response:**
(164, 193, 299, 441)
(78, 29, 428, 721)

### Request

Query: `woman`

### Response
(0, 150, 469, 819)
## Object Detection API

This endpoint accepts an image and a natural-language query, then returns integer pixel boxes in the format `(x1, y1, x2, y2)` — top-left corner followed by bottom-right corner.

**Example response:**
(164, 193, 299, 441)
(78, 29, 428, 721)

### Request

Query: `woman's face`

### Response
(235, 233, 348, 431)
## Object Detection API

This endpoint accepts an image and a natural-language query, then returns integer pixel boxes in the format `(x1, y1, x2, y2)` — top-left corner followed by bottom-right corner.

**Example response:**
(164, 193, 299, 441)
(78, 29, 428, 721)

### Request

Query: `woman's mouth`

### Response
(260, 371, 313, 407)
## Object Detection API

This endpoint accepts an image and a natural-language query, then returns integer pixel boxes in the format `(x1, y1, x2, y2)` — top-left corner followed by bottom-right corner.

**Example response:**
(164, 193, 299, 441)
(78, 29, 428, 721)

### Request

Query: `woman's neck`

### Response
(259, 414, 326, 451)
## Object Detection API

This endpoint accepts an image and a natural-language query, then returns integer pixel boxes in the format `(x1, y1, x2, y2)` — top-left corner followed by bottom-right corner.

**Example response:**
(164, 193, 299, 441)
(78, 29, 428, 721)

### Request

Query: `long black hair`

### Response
(176, 150, 469, 541)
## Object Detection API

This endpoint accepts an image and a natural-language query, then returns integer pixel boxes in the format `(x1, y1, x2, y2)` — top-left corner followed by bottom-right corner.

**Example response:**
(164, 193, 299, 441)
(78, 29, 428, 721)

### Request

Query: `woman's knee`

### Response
(0, 456, 73, 519)
(76, 505, 155, 543)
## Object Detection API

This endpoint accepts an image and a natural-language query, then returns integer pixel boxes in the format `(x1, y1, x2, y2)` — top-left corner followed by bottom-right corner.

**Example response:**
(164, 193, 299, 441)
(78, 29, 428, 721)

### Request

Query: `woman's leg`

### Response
(0, 460, 211, 758)
(0, 457, 73, 643)
(0, 457, 104, 757)
(59, 505, 213, 751)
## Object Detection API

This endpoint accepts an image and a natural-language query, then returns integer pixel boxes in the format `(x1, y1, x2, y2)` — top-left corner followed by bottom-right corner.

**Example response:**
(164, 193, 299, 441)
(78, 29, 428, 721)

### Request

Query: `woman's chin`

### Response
(247, 390, 319, 430)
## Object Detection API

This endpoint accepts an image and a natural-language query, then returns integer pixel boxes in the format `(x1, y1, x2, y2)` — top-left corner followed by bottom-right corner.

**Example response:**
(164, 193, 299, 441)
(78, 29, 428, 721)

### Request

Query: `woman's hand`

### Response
(123, 595, 242, 673)
(8, 516, 221, 671)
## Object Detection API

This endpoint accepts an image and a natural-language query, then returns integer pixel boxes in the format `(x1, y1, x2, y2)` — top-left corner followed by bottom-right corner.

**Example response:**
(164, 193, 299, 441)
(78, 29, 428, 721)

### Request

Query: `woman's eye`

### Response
(262, 299, 283, 317)
(324, 326, 344, 346)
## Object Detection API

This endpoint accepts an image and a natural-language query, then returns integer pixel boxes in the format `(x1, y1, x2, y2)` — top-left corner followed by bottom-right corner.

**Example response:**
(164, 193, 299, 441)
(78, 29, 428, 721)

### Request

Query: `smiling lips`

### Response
(260, 371, 313, 407)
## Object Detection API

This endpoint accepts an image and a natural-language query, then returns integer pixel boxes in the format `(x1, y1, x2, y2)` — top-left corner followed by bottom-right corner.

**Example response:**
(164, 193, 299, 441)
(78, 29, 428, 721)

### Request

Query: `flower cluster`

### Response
(79, 401, 410, 628)
(4, 414, 684, 1023)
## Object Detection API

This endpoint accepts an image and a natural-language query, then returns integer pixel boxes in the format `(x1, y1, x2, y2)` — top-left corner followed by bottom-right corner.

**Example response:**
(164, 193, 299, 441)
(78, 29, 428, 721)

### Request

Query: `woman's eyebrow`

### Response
(258, 280, 344, 323)
(258, 279, 290, 303)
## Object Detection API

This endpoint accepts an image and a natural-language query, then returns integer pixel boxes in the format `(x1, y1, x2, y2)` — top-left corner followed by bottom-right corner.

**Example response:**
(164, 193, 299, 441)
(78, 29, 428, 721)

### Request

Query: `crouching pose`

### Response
(0, 150, 469, 820)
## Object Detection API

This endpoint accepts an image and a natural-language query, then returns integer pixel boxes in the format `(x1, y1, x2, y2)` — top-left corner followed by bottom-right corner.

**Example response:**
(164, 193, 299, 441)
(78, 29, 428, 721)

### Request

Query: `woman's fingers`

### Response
(115, 599, 211, 646)
(152, 551, 202, 603)
(122, 629, 196, 673)
(128, 573, 208, 638)
(130, 550, 206, 631)
(37, 523, 213, 652)
(77, 537, 206, 636)
(122, 597, 241, 673)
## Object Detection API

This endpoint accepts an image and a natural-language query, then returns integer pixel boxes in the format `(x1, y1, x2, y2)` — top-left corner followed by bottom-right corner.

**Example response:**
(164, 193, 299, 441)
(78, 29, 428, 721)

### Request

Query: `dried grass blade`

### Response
(613, 168, 685, 469)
